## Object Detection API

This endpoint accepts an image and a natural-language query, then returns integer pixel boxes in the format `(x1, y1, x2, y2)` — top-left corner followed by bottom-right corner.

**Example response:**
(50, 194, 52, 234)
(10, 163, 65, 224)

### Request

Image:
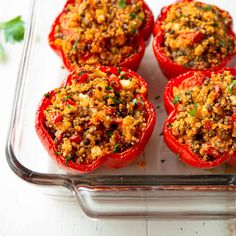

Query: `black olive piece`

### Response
(206, 104, 213, 112)
(208, 130, 216, 137)
(226, 110, 233, 116)
(177, 51, 184, 56)
(189, 61, 195, 67)
(203, 77, 210, 85)
(206, 155, 216, 162)
(185, 90, 191, 96)
(110, 124, 118, 130)
(192, 148, 200, 155)
(221, 131, 230, 141)
(193, 133, 203, 141)
(214, 114, 221, 121)
(97, 86, 102, 91)
(84, 138, 91, 145)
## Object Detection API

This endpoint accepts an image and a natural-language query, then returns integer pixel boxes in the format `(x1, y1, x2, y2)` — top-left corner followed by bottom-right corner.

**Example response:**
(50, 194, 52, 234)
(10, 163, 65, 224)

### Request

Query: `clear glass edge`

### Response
(5, 0, 236, 219)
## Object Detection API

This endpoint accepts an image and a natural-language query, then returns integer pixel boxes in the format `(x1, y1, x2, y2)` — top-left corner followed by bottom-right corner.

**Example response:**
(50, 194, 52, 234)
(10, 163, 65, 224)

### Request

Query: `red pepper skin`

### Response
(163, 68, 236, 169)
(48, 0, 153, 71)
(152, 0, 236, 79)
(139, 2, 154, 42)
(35, 66, 156, 173)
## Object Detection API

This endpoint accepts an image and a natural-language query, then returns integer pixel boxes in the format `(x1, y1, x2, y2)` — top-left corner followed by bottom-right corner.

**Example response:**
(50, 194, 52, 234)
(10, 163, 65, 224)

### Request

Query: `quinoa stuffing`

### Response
(171, 71, 236, 161)
(53, 0, 145, 67)
(43, 67, 148, 165)
(161, 1, 234, 69)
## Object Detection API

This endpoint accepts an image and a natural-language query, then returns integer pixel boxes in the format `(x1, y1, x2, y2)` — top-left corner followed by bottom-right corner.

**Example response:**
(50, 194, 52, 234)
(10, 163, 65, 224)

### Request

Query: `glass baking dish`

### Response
(6, 0, 236, 219)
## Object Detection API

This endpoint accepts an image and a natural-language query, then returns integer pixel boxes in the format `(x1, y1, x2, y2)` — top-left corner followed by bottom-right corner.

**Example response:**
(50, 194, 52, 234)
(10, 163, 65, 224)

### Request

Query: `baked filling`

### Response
(53, 0, 145, 67)
(161, 1, 234, 69)
(171, 71, 236, 161)
(43, 67, 148, 165)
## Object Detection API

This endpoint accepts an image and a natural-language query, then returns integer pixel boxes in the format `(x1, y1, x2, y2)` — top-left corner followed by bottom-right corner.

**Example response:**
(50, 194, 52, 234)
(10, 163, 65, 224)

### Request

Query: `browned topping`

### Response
(171, 71, 236, 160)
(53, 0, 145, 67)
(44, 67, 148, 165)
(161, 1, 234, 69)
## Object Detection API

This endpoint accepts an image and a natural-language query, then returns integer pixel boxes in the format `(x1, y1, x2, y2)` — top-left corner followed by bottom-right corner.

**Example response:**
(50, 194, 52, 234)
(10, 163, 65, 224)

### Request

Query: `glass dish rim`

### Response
(5, 0, 236, 193)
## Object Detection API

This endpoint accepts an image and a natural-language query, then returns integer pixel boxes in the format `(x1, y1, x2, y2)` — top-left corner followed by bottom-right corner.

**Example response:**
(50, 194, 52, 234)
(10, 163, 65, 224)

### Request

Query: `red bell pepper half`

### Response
(35, 66, 156, 173)
(48, 0, 154, 71)
(152, 0, 236, 79)
(163, 68, 236, 169)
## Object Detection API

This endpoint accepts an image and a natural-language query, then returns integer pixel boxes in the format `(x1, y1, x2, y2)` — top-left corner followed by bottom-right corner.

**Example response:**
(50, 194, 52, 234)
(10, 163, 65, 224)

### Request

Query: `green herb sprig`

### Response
(0, 16, 25, 60)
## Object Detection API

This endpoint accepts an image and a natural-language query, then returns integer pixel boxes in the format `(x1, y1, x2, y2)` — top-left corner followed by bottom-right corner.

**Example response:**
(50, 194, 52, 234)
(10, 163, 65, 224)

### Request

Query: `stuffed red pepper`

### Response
(153, 0, 236, 79)
(164, 68, 236, 168)
(49, 0, 154, 71)
(35, 66, 156, 173)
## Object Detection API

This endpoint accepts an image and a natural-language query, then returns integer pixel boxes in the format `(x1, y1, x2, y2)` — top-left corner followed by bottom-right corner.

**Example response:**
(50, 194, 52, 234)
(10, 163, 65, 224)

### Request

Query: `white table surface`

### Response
(1, 0, 236, 235)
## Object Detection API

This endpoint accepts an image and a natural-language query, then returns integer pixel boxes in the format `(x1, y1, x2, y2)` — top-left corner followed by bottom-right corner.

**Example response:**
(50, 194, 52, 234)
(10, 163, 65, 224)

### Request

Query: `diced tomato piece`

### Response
(204, 120, 212, 130)
(69, 135, 82, 143)
(108, 75, 122, 91)
(65, 98, 76, 106)
(106, 107, 116, 115)
(231, 114, 236, 122)
(111, 117, 123, 125)
(52, 112, 62, 124)
(180, 32, 204, 44)
(79, 72, 88, 83)
(214, 85, 221, 98)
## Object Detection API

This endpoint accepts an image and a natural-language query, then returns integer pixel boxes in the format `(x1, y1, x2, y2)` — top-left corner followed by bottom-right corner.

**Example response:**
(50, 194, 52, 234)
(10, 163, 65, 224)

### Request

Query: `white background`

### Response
(1, 0, 236, 235)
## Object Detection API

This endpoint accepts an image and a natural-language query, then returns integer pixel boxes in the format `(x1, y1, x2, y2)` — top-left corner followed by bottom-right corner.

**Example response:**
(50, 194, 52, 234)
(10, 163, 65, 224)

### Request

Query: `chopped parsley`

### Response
(55, 152, 62, 155)
(103, 94, 110, 100)
(131, 27, 137, 35)
(172, 94, 180, 104)
(105, 86, 112, 90)
(228, 80, 236, 93)
(183, 63, 190, 68)
(72, 38, 80, 50)
(117, 67, 121, 75)
(196, 5, 213, 11)
(65, 154, 73, 166)
(44, 93, 51, 98)
(62, 95, 71, 102)
(188, 101, 198, 117)
(220, 40, 225, 47)
(120, 74, 126, 79)
(107, 130, 113, 137)
(130, 13, 136, 20)
(113, 144, 121, 153)
(118, 0, 126, 9)
(115, 91, 120, 98)
(111, 96, 120, 105)
(212, 23, 218, 27)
